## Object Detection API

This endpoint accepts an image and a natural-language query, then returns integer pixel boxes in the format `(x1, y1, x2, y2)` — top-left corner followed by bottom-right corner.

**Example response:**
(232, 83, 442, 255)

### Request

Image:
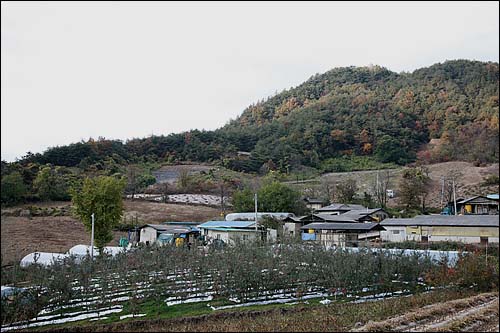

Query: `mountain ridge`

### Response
(6, 59, 499, 173)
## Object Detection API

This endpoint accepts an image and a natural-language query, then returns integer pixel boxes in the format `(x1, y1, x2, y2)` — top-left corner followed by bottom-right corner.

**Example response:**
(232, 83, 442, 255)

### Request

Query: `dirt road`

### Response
(352, 292, 499, 332)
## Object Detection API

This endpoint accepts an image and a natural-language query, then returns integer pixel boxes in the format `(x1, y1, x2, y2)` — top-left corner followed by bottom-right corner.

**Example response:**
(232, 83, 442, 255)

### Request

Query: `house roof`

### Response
(457, 195, 499, 205)
(340, 209, 385, 218)
(284, 215, 306, 222)
(162, 221, 200, 225)
(487, 194, 499, 200)
(143, 224, 196, 233)
(304, 198, 324, 204)
(198, 221, 256, 228)
(316, 203, 367, 212)
(301, 222, 385, 232)
(310, 213, 359, 223)
(202, 227, 260, 232)
(380, 215, 499, 227)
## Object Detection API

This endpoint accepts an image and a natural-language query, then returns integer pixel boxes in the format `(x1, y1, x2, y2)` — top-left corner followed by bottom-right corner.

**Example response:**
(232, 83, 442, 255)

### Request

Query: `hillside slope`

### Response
(17, 60, 498, 173)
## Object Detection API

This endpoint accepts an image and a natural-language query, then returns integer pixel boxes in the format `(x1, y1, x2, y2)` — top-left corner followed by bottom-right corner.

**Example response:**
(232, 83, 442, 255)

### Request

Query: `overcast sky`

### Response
(1, 1, 499, 162)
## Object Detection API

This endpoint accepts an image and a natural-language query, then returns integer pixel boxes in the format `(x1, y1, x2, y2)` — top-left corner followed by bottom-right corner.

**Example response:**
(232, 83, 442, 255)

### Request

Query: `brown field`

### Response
(1, 200, 221, 266)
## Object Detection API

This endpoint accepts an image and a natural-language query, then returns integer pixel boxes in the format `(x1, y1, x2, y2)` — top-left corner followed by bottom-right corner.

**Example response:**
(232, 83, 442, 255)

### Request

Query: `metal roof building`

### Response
(380, 215, 499, 244)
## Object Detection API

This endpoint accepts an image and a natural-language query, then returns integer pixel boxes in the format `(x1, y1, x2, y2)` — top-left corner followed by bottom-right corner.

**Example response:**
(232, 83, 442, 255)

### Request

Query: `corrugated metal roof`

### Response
(198, 221, 256, 228)
(202, 227, 260, 232)
(311, 214, 358, 222)
(162, 221, 200, 225)
(457, 195, 498, 204)
(301, 222, 385, 231)
(316, 203, 367, 212)
(284, 216, 305, 222)
(381, 215, 499, 227)
(143, 224, 196, 233)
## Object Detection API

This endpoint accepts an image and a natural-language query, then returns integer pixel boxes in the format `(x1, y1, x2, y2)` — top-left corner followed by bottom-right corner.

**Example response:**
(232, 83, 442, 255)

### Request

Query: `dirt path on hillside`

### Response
(352, 292, 499, 332)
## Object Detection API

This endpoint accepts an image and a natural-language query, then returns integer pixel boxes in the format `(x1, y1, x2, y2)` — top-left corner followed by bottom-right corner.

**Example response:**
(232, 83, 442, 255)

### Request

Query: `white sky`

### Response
(1, 1, 499, 162)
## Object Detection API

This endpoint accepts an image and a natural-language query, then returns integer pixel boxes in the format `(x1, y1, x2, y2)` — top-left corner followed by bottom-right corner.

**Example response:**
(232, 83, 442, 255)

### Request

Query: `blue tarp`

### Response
(158, 233, 174, 244)
(302, 233, 316, 241)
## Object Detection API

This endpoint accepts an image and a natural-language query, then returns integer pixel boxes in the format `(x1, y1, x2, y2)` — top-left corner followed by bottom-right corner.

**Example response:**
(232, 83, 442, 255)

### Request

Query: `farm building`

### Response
(198, 221, 264, 244)
(300, 208, 389, 223)
(315, 203, 367, 215)
(282, 215, 307, 237)
(456, 195, 499, 215)
(300, 222, 386, 247)
(303, 198, 325, 211)
(139, 224, 200, 246)
(380, 215, 499, 244)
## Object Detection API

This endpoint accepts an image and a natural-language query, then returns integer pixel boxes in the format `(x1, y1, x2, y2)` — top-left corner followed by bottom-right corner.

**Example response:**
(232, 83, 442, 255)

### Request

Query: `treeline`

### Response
(1, 60, 498, 205)
(0, 159, 156, 206)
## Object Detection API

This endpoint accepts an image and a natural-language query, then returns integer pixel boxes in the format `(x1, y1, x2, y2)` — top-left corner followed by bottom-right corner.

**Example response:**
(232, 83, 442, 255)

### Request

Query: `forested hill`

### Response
(8, 60, 500, 174)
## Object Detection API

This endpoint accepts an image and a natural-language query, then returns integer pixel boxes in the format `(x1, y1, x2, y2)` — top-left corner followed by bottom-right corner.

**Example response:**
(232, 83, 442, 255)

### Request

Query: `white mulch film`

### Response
(119, 313, 147, 320)
(125, 193, 226, 206)
(3, 248, 460, 330)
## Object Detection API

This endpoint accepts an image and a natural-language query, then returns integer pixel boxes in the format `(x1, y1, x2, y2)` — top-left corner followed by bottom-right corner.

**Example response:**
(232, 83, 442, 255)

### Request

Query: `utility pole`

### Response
(90, 213, 95, 258)
(452, 179, 457, 216)
(254, 193, 258, 232)
(440, 176, 445, 209)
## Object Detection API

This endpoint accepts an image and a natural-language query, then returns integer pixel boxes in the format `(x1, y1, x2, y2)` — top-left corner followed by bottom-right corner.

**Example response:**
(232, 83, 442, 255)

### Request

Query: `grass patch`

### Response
(320, 156, 398, 173)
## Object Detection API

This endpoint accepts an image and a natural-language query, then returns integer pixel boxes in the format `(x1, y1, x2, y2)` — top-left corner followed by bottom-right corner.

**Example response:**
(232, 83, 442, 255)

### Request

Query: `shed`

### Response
(456, 195, 499, 215)
(300, 222, 385, 247)
(198, 221, 263, 244)
(139, 224, 199, 245)
(303, 198, 325, 211)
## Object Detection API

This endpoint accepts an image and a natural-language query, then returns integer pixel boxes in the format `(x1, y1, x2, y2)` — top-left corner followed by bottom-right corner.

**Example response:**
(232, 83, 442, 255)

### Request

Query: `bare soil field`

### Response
(1, 200, 221, 266)
(353, 292, 499, 332)
(123, 200, 222, 223)
(0, 215, 127, 267)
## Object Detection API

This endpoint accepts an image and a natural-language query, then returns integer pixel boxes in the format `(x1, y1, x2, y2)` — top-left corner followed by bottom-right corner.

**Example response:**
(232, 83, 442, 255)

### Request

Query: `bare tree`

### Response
(160, 182, 169, 203)
(126, 165, 140, 199)
(320, 178, 334, 205)
(372, 170, 392, 208)
(336, 178, 358, 203)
